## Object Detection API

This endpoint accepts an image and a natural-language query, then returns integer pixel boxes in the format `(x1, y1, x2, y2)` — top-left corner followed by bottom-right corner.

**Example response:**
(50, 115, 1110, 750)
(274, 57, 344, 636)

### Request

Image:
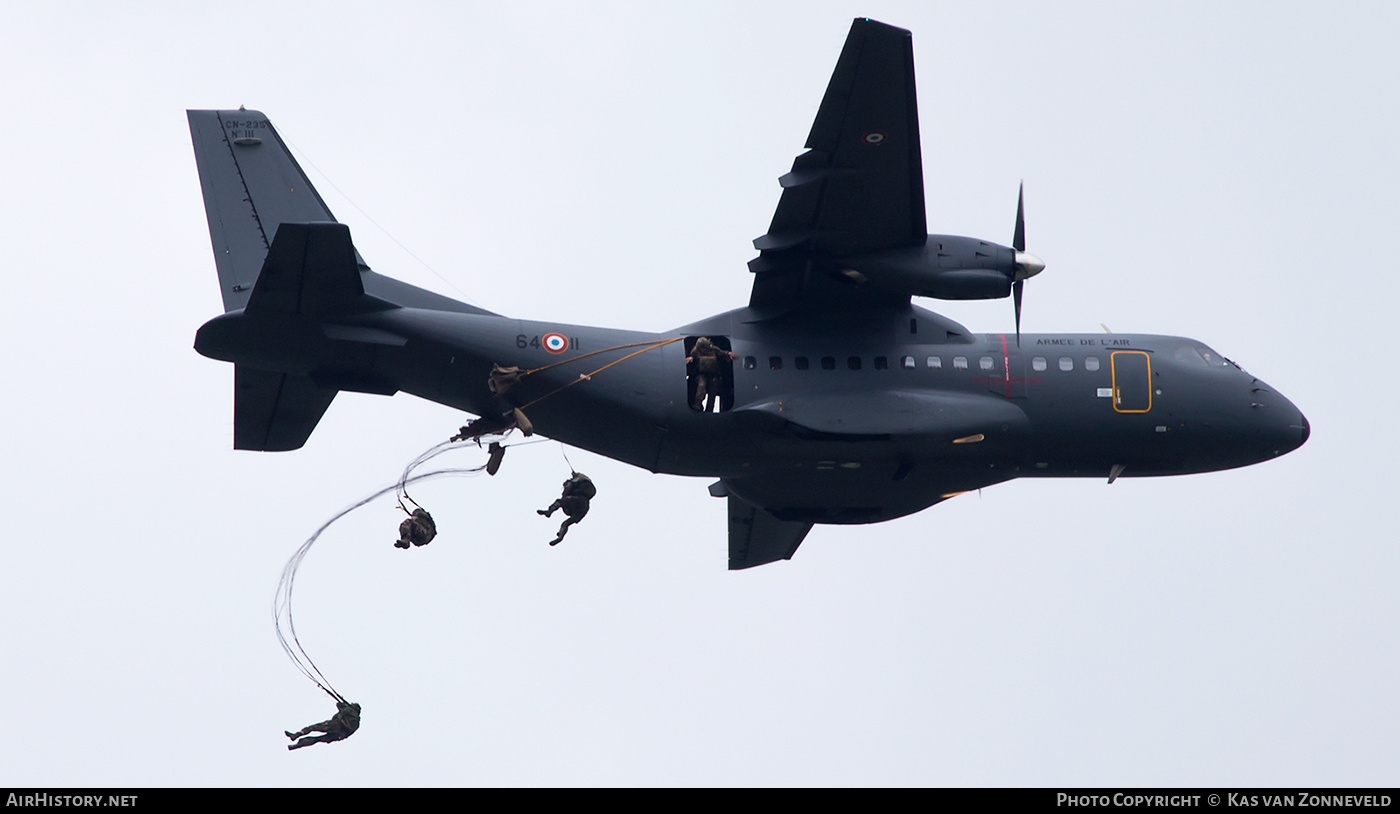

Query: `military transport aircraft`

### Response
(189, 18, 1308, 569)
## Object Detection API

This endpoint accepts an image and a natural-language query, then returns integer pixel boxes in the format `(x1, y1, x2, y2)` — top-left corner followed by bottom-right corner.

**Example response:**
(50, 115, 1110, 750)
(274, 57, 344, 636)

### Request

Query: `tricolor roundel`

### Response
(542, 332, 570, 354)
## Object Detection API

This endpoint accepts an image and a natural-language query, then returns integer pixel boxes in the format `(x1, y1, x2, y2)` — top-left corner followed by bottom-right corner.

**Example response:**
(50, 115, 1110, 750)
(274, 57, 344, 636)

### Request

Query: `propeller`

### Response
(1011, 182, 1045, 346)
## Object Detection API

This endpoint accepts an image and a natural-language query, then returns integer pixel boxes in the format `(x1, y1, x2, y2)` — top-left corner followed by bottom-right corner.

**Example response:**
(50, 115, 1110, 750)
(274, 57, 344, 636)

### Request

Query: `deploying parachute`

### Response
(271, 339, 679, 748)
(272, 435, 512, 744)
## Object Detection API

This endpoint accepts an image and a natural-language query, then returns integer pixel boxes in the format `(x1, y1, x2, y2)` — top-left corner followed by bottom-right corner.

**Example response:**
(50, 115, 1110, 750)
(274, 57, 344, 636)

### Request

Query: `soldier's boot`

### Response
(486, 442, 505, 476)
(692, 379, 708, 411)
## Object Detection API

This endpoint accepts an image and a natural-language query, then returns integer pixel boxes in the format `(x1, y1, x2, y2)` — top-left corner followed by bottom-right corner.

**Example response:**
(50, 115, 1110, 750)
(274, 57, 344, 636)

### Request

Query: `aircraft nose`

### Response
(1270, 398, 1309, 458)
(1249, 379, 1308, 460)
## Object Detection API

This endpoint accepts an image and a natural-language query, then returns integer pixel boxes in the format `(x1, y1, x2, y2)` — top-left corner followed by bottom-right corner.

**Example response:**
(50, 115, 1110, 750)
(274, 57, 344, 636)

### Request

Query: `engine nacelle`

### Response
(838, 235, 1017, 300)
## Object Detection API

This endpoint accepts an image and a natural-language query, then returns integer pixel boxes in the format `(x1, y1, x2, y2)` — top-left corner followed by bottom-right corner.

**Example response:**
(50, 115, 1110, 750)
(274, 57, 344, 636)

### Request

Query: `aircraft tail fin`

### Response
(188, 108, 496, 316)
(196, 222, 387, 451)
(188, 110, 346, 313)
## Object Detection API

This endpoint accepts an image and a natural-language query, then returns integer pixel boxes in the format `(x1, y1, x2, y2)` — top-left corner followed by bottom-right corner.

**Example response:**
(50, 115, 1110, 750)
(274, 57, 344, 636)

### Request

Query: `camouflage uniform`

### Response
(286, 701, 361, 750)
(488, 364, 527, 398)
(395, 508, 437, 549)
(538, 473, 597, 546)
(686, 337, 735, 413)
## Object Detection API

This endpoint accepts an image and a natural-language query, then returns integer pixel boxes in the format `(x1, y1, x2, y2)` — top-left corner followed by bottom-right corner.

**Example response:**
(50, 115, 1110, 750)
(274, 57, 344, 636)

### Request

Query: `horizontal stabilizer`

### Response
(234, 365, 337, 451)
(728, 495, 812, 570)
(246, 222, 371, 316)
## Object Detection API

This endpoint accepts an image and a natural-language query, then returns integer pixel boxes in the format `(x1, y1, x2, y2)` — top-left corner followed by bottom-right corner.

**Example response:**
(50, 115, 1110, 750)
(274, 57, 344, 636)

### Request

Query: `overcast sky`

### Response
(1, 0, 1395, 787)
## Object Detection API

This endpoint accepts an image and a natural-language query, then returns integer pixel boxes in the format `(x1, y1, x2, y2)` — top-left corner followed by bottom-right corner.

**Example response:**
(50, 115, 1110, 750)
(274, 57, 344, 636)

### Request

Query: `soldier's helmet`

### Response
(695, 336, 712, 349)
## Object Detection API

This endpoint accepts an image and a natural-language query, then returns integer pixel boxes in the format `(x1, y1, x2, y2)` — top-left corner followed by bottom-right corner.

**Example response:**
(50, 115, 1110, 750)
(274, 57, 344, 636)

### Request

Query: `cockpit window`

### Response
(1175, 344, 1229, 367)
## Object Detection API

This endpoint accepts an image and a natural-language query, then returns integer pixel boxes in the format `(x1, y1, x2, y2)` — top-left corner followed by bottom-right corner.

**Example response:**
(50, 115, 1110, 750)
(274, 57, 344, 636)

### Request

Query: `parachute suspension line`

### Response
(518, 336, 685, 411)
(523, 336, 685, 376)
(396, 439, 461, 514)
(275, 464, 489, 700)
(275, 436, 527, 702)
(559, 443, 576, 475)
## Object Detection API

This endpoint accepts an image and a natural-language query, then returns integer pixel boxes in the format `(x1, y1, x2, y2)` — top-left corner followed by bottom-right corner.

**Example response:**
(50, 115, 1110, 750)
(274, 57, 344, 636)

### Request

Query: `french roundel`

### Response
(542, 332, 569, 354)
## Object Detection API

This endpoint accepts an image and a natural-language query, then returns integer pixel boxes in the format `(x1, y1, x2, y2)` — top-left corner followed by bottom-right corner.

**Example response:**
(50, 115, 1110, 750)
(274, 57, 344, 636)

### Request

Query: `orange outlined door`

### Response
(1111, 351, 1152, 413)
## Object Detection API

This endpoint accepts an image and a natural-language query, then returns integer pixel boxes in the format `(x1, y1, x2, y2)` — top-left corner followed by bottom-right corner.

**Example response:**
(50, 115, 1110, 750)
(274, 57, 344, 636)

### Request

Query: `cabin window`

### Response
(874, 356, 888, 370)
(1085, 356, 1101, 372)
(927, 356, 942, 369)
(979, 356, 995, 371)
(744, 356, 757, 370)
(1032, 356, 1047, 372)
(847, 356, 862, 371)
(902, 356, 915, 369)
(795, 356, 810, 370)
(953, 356, 968, 370)
(821, 356, 836, 370)
(1059, 356, 1074, 371)
(769, 356, 782, 370)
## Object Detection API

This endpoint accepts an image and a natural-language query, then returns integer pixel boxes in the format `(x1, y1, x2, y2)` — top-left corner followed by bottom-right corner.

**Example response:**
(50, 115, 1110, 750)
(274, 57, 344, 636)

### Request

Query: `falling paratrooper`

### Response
(275, 342, 687, 747)
(286, 699, 362, 750)
(538, 471, 597, 546)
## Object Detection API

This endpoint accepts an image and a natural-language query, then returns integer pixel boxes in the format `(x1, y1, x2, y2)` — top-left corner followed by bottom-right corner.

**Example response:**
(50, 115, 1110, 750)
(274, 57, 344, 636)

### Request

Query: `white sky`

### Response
(1, 0, 1395, 787)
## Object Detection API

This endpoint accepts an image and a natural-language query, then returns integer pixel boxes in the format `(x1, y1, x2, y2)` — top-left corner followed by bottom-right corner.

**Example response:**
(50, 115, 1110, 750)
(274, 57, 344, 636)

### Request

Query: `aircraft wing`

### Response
(749, 18, 925, 310)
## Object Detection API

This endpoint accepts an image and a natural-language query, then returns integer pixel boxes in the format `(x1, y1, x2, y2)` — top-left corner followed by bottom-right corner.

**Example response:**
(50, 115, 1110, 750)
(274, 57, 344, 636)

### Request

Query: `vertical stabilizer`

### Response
(188, 109, 349, 312)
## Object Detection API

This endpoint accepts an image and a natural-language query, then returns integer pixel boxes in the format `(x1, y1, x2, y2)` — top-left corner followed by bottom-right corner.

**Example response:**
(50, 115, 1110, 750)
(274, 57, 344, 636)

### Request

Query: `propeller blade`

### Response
(1013, 278, 1024, 347)
(1012, 181, 1026, 253)
(1011, 183, 1042, 278)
